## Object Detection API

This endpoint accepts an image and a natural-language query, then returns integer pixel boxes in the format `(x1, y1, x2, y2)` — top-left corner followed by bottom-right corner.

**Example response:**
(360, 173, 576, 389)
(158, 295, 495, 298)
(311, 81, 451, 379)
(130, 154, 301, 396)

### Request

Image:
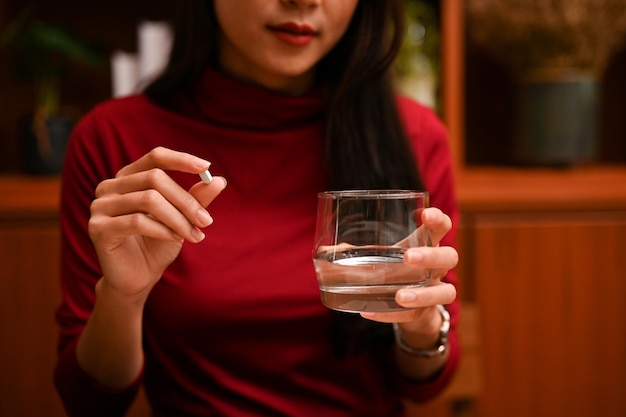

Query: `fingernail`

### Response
(406, 250, 424, 263)
(196, 209, 213, 227)
(398, 290, 417, 303)
(195, 159, 211, 170)
(422, 208, 432, 222)
(191, 227, 205, 242)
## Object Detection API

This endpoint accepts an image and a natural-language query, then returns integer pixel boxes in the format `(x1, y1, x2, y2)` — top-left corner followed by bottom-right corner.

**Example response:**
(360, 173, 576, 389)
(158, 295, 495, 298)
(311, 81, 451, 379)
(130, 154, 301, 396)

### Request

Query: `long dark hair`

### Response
(145, 0, 424, 193)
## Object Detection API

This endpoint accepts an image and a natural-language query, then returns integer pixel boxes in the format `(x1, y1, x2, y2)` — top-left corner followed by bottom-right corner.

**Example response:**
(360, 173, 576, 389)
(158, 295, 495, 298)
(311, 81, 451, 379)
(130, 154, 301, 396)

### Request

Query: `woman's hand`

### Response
(359, 207, 458, 380)
(88, 147, 227, 300)
(360, 207, 458, 340)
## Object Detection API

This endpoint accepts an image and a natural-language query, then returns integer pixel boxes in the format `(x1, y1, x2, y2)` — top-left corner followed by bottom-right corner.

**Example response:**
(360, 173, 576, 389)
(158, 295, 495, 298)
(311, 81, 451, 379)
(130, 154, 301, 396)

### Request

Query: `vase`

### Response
(512, 70, 599, 166)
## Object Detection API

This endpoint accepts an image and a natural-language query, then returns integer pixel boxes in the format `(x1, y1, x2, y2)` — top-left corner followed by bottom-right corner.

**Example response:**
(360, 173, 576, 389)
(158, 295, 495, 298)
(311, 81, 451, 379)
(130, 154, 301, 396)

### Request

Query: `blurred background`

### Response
(1, 1, 625, 416)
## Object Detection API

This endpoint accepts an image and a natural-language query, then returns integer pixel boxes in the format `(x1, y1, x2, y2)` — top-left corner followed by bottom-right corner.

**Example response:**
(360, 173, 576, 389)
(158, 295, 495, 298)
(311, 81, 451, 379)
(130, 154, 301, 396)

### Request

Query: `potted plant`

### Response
(1, 9, 104, 174)
(466, 0, 626, 165)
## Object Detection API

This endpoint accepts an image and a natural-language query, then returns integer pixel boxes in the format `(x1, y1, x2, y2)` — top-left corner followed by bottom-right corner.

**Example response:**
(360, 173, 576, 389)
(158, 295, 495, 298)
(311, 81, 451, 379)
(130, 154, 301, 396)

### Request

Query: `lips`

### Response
(268, 22, 317, 46)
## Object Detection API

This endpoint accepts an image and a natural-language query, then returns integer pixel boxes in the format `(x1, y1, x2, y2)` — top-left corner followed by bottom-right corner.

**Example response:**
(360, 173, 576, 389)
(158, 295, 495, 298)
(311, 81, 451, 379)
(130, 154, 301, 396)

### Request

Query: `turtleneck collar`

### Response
(190, 67, 327, 131)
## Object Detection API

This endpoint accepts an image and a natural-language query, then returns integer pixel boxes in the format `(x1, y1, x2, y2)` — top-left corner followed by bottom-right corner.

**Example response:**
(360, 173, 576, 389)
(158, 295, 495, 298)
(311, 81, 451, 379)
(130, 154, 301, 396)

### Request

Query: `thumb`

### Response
(189, 176, 227, 208)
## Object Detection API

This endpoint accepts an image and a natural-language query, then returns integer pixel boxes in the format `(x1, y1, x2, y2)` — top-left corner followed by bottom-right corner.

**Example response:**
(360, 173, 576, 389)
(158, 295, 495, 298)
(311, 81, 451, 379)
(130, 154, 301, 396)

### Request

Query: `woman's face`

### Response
(214, 0, 359, 95)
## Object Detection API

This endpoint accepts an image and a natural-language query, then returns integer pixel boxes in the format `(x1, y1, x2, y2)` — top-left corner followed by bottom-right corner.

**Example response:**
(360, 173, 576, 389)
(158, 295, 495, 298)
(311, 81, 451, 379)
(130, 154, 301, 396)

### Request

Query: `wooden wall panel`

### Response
(469, 211, 626, 417)
(0, 226, 66, 417)
(0, 176, 153, 416)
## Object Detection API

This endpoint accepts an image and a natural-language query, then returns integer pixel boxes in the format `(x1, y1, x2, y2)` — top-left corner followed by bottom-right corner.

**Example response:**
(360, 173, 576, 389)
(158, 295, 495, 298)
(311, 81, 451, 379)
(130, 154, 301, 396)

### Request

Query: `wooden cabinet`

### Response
(440, 1, 626, 416)
(454, 172, 626, 416)
(0, 178, 149, 417)
(0, 178, 64, 416)
(469, 209, 626, 417)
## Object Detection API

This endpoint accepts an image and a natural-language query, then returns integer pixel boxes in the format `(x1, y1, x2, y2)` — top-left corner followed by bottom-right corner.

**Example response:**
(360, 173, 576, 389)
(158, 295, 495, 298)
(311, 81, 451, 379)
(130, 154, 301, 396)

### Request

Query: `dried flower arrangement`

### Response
(465, 0, 626, 76)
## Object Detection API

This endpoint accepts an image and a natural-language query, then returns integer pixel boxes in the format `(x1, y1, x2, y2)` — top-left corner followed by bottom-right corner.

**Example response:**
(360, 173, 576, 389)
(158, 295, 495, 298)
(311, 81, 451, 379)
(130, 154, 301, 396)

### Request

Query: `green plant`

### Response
(394, 0, 441, 111)
(0, 8, 105, 119)
(395, 0, 440, 80)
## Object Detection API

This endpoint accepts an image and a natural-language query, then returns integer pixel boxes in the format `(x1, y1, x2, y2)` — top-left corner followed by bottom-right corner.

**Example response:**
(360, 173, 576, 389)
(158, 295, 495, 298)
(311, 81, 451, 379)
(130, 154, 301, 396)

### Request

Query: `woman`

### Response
(54, 0, 460, 416)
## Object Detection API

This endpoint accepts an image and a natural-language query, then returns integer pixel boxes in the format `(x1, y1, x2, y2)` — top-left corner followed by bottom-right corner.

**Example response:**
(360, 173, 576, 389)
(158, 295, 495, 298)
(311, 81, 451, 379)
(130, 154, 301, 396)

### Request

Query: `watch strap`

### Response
(393, 304, 450, 357)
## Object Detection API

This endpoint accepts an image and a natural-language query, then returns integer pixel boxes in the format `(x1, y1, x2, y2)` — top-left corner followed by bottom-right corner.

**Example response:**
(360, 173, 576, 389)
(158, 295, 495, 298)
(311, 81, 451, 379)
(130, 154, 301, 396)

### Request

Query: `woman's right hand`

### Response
(88, 147, 227, 300)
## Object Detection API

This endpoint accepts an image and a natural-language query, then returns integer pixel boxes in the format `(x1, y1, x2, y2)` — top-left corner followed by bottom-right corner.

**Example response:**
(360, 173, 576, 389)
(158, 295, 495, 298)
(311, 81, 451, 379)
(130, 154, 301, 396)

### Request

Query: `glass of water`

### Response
(313, 190, 431, 313)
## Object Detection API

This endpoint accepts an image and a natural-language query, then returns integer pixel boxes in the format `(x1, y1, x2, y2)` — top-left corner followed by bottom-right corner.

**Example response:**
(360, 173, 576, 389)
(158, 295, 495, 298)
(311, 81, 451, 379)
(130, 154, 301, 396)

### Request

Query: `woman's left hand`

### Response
(360, 207, 458, 339)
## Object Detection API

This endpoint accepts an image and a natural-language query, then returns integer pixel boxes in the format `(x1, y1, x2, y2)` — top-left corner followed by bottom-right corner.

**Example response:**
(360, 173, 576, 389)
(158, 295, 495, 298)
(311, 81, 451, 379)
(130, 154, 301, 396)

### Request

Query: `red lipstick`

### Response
(268, 22, 317, 46)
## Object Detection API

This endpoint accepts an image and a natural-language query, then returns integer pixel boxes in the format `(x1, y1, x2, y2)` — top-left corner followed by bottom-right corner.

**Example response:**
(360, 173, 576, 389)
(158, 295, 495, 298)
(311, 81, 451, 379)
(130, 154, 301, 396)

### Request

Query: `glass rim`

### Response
(317, 189, 429, 200)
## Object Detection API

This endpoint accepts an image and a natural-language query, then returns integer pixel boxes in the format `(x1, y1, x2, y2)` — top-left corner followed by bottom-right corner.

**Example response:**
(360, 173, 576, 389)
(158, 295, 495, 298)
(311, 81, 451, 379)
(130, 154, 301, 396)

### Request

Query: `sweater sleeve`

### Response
(394, 97, 462, 403)
(53, 107, 142, 416)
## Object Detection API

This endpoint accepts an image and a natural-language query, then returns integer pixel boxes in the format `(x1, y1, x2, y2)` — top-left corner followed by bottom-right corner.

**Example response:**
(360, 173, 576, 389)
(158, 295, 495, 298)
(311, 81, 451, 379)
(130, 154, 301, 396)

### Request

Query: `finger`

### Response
(420, 207, 452, 246)
(188, 176, 228, 208)
(97, 168, 181, 197)
(404, 246, 459, 271)
(316, 242, 355, 255)
(98, 169, 215, 228)
(359, 282, 456, 324)
(394, 208, 435, 248)
(396, 281, 457, 309)
(361, 311, 415, 324)
(91, 190, 206, 243)
(116, 147, 211, 178)
(394, 225, 430, 248)
(89, 212, 184, 245)
(360, 306, 433, 325)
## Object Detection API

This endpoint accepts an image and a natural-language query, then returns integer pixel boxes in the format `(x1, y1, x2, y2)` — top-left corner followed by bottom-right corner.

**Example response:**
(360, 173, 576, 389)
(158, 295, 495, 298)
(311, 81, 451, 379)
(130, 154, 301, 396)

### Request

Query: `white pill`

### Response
(199, 169, 213, 184)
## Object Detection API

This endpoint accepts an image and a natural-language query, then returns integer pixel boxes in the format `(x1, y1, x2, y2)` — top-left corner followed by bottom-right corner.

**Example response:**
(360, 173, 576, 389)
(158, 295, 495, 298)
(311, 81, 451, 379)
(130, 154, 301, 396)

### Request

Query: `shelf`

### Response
(440, 0, 626, 215)
(456, 165, 626, 213)
(441, 0, 626, 173)
(0, 176, 61, 221)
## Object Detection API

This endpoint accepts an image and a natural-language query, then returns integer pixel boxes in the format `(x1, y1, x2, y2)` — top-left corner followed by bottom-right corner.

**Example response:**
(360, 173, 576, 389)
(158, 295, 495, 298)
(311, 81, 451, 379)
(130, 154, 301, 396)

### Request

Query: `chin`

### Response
(263, 64, 316, 91)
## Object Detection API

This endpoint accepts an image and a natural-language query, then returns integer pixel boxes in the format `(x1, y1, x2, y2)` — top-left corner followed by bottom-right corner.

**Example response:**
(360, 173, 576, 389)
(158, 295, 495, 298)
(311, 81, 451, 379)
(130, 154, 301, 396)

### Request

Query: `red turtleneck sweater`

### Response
(54, 68, 460, 417)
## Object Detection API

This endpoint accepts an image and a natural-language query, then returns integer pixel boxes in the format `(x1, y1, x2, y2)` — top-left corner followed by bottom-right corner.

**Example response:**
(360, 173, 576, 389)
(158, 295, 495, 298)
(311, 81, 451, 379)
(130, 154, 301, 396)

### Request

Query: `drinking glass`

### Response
(313, 190, 431, 313)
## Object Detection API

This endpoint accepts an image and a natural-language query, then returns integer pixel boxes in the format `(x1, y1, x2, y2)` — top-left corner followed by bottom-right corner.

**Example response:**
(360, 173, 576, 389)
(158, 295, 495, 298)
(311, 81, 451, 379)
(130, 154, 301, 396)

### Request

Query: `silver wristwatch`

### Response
(393, 304, 450, 357)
